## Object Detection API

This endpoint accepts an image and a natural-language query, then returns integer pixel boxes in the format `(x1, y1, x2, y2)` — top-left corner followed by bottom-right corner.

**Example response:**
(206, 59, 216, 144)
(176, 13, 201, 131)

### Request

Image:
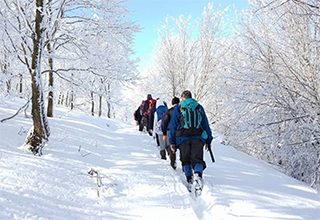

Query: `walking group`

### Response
(134, 90, 214, 196)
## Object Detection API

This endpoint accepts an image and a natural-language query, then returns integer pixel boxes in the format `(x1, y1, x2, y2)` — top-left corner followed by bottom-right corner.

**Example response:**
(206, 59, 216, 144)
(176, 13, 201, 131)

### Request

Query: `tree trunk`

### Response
(3, 54, 11, 94)
(26, 0, 50, 155)
(47, 43, 54, 117)
(65, 92, 69, 106)
(46, 0, 54, 117)
(98, 95, 102, 117)
(70, 91, 74, 110)
(91, 91, 94, 116)
(172, 84, 176, 98)
(57, 92, 61, 105)
(107, 101, 111, 118)
(6, 80, 11, 94)
(19, 73, 23, 96)
(107, 83, 111, 118)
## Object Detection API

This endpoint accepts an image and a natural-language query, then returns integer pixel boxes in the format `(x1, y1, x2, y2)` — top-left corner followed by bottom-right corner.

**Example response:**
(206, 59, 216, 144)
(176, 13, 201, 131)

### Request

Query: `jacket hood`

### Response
(181, 98, 198, 109)
(156, 99, 165, 108)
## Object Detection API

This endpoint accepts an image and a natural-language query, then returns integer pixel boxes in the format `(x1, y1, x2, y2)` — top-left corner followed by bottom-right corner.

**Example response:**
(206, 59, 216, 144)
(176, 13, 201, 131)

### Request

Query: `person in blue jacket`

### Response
(169, 90, 213, 191)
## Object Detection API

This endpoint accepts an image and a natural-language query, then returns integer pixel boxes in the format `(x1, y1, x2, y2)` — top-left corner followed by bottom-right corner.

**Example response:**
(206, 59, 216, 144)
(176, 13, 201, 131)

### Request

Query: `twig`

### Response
(88, 168, 103, 197)
(58, 136, 68, 142)
(258, 115, 310, 127)
(1, 100, 30, 123)
(81, 152, 91, 157)
(254, 0, 286, 14)
(18, 126, 28, 135)
(292, 0, 320, 9)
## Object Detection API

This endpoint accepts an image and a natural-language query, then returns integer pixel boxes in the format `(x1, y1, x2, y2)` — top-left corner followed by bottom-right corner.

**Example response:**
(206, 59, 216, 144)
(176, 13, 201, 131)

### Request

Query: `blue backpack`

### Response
(156, 105, 167, 121)
(154, 105, 168, 135)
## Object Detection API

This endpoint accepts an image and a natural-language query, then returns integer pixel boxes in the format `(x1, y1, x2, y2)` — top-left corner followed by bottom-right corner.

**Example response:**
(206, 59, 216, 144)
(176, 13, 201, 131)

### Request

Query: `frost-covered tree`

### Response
(215, 0, 320, 189)
(190, 3, 229, 117)
(141, 3, 229, 111)
(0, 0, 139, 155)
(151, 15, 194, 98)
(0, 0, 51, 154)
(55, 0, 139, 117)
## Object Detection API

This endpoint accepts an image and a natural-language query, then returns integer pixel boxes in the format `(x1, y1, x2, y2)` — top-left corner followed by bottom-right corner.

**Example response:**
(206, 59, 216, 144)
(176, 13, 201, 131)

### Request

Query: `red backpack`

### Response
(146, 99, 157, 116)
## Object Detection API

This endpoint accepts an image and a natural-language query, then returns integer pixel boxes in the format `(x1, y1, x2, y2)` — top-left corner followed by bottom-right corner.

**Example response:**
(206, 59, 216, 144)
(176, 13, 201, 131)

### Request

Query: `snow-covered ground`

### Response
(0, 99, 320, 220)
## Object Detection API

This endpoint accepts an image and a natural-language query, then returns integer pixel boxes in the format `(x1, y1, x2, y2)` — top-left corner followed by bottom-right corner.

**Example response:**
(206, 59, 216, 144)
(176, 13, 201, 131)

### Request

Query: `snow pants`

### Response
(178, 138, 206, 176)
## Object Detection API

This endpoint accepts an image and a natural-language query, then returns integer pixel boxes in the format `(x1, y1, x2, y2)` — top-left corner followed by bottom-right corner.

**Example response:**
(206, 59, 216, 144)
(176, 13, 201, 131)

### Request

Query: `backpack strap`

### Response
(195, 105, 202, 129)
(181, 107, 189, 129)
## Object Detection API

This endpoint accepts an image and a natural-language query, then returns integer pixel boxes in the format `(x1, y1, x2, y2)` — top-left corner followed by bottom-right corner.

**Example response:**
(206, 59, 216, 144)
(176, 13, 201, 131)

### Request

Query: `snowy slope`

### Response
(0, 99, 320, 220)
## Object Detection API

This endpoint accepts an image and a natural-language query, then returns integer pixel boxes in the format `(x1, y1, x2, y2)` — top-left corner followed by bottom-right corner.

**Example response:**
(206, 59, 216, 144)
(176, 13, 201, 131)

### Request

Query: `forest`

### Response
(1, 0, 320, 191)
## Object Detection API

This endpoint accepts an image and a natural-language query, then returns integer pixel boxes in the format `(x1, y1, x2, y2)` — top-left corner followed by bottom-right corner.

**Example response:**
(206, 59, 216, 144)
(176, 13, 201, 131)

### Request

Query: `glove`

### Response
(205, 144, 211, 151)
(170, 145, 176, 153)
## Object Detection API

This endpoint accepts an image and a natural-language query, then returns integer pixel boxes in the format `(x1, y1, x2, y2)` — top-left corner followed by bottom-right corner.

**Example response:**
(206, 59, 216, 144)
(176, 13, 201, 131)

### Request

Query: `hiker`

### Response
(134, 106, 142, 130)
(147, 98, 157, 136)
(152, 99, 168, 159)
(169, 90, 213, 194)
(141, 94, 157, 135)
(161, 97, 180, 169)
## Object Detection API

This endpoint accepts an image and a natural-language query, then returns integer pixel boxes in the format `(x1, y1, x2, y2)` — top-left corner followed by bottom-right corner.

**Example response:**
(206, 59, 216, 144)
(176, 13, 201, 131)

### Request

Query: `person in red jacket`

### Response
(140, 94, 157, 135)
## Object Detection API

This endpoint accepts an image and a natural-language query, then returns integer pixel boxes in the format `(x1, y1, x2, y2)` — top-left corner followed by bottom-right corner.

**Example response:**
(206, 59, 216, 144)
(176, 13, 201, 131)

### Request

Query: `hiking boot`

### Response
(160, 150, 166, 160)
(194, 173, 203, 196)
(170, 152, 176, 169)
(170, 161, 177, 170)
(186, 176, 193, 192)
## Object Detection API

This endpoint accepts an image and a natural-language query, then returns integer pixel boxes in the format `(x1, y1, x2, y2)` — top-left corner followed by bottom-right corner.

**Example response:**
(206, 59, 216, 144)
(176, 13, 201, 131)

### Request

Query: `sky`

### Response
(125, 0, 248, 73)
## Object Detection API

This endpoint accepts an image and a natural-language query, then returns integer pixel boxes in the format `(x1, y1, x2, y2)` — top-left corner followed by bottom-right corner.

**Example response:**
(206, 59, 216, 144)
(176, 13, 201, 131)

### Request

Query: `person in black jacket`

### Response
(161, 97, 180, 169)
(134, 106, 142, 130)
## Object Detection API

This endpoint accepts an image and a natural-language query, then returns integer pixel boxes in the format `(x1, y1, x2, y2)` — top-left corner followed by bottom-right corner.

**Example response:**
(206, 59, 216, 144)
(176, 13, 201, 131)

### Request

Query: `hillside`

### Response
(0, 99, 319, 220)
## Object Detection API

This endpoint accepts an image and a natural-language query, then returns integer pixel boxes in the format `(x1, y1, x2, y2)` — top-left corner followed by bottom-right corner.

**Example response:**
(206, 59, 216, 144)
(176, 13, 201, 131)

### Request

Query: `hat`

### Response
(172, 97, 180, 105)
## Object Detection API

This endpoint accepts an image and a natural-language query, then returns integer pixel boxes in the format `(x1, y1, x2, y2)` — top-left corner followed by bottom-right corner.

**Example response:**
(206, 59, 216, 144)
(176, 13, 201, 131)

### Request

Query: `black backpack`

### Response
(176, 104, 203, 137)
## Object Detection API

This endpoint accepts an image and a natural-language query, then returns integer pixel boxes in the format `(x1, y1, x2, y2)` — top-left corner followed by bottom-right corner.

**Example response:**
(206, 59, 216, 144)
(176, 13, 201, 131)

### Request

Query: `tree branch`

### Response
(1, 100, 30, 123)
(258, 115, 310, 127)
(292, 0, 320, 9)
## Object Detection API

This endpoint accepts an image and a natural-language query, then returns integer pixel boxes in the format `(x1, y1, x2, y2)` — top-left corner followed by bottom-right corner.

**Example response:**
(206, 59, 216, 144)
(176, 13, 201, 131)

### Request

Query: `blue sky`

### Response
(125, 0, 248, 73)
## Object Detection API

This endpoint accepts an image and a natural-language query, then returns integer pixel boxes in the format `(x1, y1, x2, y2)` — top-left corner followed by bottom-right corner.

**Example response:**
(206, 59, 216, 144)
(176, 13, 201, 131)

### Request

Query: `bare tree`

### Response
(24, 0, 50, 155)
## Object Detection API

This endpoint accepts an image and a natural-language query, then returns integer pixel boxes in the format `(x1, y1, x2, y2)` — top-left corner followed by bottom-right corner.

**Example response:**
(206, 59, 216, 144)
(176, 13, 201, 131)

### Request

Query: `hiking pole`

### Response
(207, 144, 215, 163)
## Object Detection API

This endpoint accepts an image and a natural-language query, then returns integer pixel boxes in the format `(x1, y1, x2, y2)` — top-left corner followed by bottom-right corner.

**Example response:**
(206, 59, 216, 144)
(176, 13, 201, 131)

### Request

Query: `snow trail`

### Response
(0, 100, 320, 219)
